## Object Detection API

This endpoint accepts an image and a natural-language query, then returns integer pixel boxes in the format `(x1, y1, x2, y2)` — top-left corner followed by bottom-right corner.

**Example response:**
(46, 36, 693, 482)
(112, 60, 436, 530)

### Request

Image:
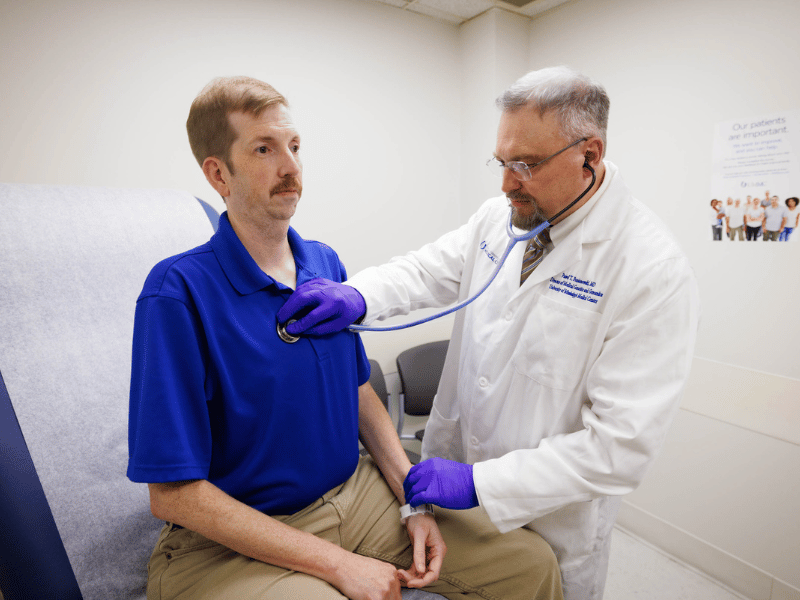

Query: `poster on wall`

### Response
(709, 109, 800, 242)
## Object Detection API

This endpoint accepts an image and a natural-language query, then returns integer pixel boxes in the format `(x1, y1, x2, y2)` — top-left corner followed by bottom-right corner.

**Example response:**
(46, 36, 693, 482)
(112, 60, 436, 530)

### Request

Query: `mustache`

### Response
(270, 177, 302, 196)
(506, 189, 534, 203)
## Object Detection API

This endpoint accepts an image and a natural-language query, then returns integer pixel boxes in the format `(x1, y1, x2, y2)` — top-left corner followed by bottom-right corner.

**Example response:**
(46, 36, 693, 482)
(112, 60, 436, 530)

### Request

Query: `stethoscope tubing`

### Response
(346, 218, 549, 332)
(347, 163, 595, 334)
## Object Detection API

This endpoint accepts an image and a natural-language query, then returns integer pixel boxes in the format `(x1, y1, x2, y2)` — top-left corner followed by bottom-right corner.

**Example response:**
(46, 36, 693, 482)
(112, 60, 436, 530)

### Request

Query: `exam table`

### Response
(0, 183, 442, 600)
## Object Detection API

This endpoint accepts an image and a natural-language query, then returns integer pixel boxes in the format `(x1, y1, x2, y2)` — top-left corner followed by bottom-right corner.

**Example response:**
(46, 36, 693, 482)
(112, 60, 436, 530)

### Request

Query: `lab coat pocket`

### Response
(514, 294, 601, 391)
(421, 403, 463, 462)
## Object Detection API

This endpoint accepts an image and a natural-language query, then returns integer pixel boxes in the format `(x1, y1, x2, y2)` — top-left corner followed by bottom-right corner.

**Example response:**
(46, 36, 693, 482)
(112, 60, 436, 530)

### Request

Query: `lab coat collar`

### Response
(516, 161, 621, 291)
(549, 160, 617, 248)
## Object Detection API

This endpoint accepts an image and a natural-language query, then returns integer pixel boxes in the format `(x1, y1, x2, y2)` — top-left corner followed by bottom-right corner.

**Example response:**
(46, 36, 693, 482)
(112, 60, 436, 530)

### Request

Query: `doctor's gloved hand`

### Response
(277, 278, 366, 336)
(403, 457, 479, 510)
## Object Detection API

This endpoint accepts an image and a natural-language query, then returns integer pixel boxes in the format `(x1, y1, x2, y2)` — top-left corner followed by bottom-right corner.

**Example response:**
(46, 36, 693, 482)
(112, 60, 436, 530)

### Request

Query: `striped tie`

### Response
(520, 234, 548, 285)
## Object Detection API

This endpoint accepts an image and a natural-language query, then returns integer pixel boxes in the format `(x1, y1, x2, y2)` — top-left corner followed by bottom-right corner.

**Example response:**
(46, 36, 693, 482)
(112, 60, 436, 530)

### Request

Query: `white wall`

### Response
(3, 0, 799, 597)
(523, 0, 800, 597)
(0, 0, 461, 278)
(458, 9, 531, 216)
(0, 0, 471, 366)
(526, 0, 799, 381)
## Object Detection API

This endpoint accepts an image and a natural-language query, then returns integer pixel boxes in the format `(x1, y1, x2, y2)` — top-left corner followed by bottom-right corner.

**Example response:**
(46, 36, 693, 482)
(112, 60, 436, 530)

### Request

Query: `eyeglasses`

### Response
(487, 137, 587, 181)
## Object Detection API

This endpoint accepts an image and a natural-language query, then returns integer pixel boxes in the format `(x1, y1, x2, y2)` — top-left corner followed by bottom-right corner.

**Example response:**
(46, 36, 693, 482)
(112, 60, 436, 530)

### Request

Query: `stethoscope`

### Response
(277, 162, 595, 343)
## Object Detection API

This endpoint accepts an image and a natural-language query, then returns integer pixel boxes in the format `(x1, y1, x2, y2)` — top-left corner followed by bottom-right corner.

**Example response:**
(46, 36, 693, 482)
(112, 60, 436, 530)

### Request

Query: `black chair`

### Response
(395, 340, 449, 442)
(365, 359, 420, 464)
(368, 359, 390, 411)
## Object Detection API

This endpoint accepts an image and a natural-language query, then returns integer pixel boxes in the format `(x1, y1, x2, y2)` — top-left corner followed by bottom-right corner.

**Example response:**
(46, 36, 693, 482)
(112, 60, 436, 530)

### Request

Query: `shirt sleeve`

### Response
(127, 293, 213, 483)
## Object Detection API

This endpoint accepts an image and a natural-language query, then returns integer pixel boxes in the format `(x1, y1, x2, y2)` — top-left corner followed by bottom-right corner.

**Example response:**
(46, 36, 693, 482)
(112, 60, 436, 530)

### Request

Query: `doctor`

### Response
(279, 66, 700, 600)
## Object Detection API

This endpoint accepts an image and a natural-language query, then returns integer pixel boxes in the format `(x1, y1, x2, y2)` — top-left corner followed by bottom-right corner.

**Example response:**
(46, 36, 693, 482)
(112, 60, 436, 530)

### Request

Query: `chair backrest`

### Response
(0, 184, 217, 600)
(368, 359, 389, 410)
(366, 358, 422, 465)
(396, 340, 449, 416)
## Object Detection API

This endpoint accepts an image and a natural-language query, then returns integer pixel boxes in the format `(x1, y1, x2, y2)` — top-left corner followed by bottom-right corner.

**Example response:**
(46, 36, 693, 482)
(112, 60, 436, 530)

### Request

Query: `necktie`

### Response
(520, 234, 548, 285)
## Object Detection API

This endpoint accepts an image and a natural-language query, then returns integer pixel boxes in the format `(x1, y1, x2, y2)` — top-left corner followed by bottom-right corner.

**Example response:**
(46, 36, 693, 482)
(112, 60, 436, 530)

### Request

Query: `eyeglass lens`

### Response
(487, 137, 586, 181)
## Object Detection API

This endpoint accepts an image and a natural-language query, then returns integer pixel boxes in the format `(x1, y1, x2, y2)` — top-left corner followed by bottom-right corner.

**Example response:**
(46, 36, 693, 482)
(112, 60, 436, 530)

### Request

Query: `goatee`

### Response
(507, 190, 550, 243)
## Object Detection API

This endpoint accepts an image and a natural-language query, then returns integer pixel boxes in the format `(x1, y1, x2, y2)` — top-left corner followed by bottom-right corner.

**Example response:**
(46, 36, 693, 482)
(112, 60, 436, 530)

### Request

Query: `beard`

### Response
(507, 190, 550, 241)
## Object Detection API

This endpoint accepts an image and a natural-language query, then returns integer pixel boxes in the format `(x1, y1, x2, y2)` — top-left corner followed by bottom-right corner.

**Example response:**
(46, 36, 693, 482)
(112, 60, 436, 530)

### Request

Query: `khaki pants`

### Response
(147, 458, 562, 600)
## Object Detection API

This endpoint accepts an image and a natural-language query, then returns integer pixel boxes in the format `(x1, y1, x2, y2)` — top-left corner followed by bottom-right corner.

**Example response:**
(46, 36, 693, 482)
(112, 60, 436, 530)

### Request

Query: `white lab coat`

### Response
(349, 162, 700, 600)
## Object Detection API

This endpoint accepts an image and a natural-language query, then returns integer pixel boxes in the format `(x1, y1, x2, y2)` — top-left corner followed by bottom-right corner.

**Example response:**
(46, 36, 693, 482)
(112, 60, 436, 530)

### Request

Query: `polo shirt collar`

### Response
(211, 211, 314, 295)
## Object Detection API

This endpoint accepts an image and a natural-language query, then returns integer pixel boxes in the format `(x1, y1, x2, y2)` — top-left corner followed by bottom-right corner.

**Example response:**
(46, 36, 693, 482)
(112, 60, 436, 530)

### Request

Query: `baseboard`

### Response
(616, 500, 800, 600)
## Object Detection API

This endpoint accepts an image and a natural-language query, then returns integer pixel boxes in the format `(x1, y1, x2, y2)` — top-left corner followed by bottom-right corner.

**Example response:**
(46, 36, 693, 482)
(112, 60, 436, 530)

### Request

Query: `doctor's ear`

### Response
(582, 138, 604, 169)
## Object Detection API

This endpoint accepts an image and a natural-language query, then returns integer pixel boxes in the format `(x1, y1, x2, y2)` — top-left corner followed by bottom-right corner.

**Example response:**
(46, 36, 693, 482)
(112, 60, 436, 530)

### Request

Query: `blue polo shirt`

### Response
(127, 212, 370, 515)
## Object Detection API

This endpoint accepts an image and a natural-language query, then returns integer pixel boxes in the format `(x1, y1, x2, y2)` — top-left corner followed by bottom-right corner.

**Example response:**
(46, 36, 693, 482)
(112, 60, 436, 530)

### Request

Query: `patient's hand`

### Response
(332, 552, 403, 600)
(398, 513, 445, 588)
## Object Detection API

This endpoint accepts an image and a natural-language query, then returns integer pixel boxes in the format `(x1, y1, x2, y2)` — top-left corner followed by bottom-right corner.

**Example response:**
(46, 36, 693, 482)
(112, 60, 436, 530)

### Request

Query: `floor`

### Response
(605, 528, 747, 600)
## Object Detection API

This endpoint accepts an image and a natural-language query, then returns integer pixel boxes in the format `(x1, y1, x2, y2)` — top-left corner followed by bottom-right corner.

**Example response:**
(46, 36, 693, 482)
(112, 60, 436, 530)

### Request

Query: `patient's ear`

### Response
(202, 156, 230, 200)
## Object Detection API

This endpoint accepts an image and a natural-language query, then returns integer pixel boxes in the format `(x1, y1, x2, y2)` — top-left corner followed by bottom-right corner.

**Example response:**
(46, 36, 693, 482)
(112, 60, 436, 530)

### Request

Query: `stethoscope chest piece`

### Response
(277, 319, 301, 344)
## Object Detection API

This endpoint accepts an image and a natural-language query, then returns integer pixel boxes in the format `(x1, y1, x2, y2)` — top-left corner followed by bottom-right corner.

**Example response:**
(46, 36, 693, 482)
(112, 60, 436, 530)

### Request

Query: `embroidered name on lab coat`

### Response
(479, 240, 500, 264)
(549, 273, 604, 304)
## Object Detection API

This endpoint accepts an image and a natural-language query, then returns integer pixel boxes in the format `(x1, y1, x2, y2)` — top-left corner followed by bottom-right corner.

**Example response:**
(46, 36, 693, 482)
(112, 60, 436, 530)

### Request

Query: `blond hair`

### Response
(186, 76, 287, 173)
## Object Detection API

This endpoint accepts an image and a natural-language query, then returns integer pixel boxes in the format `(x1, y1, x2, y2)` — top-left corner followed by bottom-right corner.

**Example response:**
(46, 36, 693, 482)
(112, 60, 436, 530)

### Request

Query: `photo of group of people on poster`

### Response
(710, 192, 799, 241)
(710, 110, 800, 243)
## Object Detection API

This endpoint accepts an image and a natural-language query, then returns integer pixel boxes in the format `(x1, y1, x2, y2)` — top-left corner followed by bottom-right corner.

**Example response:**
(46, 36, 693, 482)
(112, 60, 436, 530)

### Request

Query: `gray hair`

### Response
(496, 66, 609, 155)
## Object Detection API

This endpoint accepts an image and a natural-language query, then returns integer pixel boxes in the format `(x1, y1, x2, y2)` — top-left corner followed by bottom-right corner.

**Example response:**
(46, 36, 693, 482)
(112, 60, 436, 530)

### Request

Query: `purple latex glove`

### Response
(403, 457, 479, 510)
(277, 278, 366, 336)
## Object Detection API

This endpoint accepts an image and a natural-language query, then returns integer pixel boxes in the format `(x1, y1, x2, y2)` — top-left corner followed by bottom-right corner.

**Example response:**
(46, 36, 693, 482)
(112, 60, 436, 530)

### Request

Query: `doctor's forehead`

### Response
(496, 108, 563, 154)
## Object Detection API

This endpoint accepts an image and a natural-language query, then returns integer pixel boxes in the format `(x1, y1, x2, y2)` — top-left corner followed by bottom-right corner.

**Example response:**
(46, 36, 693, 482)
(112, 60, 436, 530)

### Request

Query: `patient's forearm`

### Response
(358, 382, 413, 502)
(148, 479, 405, 599)
(148, 479, 349, 583)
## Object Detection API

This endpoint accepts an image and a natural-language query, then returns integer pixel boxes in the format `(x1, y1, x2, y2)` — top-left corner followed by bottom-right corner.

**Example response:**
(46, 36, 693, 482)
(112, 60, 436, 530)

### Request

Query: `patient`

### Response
(126, 75, 562, 600)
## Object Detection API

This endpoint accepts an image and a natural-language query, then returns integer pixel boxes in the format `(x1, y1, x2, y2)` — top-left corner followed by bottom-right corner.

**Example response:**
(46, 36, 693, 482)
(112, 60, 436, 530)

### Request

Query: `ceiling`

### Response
(359, 0, 573, 24)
